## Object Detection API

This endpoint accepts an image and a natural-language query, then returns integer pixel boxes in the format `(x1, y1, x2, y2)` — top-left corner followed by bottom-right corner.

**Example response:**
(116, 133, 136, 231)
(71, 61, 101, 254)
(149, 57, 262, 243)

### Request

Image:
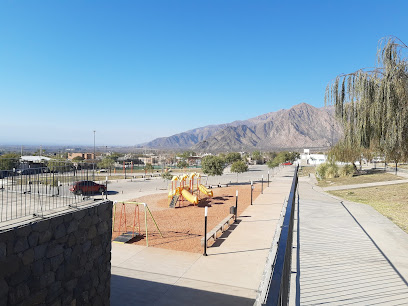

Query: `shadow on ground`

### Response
(111, 273, 255, 306)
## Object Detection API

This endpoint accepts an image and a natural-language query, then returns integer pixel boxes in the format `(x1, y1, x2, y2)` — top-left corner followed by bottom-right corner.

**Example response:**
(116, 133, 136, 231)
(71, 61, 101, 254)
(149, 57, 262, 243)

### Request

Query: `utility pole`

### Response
(93, 130, 96, 180)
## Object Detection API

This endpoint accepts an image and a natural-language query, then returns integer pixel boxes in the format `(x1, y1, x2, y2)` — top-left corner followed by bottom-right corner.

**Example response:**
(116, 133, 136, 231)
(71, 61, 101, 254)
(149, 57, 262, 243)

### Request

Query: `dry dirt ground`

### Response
(112, 183, 262, 253)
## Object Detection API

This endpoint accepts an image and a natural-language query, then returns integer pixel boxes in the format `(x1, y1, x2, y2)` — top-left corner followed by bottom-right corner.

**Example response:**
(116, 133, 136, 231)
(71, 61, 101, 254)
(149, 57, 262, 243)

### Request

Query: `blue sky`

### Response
(1, 1, 407, 146)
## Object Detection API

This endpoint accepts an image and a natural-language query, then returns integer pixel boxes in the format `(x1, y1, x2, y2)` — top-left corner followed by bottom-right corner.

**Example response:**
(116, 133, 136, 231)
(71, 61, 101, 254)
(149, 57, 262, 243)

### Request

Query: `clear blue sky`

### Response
(1, 0, 407, 146)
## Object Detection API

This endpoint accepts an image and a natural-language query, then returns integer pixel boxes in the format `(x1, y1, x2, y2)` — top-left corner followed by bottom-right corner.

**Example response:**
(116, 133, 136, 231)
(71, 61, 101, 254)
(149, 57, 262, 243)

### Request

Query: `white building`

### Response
(299, 149, 327, 166)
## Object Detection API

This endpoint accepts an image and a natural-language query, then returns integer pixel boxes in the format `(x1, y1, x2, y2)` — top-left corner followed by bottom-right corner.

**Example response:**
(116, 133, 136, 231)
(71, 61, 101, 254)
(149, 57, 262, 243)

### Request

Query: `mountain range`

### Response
(142, 103, 343, 152)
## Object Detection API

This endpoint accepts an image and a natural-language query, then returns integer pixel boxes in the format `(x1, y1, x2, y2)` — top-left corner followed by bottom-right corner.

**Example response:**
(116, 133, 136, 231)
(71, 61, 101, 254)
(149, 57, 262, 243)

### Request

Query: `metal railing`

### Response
(256, 165, 299, 306)
(0, 163, 107, 222)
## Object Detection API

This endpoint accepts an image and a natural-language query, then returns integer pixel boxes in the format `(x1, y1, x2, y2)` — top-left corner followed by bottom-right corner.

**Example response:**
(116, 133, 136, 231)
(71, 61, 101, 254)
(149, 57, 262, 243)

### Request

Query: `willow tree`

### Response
(325, 36, 408, 169)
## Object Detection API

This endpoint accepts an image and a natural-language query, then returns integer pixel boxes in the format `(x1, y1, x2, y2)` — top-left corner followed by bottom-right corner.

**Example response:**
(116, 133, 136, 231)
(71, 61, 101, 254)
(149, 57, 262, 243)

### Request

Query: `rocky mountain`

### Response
(143, 103, 343, 152)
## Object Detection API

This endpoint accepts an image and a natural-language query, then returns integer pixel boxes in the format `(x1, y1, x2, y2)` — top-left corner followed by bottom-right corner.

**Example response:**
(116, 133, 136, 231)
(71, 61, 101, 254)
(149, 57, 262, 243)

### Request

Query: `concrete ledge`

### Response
(201, 214, 234, 246)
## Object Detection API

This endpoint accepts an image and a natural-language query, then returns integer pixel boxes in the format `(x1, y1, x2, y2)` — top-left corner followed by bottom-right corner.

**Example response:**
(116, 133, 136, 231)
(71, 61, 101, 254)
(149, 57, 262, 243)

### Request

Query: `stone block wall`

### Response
(0, 200, 112, 305)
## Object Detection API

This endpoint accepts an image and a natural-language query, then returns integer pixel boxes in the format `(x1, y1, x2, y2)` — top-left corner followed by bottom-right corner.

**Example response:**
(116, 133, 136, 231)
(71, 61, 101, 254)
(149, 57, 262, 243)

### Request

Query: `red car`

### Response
(70, 181, 106, 195)
(283, 162, 292, 166)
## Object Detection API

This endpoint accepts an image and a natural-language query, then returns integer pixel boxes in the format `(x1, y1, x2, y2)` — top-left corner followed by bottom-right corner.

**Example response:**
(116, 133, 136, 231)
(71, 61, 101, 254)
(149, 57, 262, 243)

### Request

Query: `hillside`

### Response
(143, 103, 342, 152)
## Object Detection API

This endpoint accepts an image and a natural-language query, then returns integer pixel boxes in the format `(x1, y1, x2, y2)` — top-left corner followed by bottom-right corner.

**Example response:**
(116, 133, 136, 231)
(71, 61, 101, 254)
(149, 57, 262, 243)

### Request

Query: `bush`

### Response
(161, 171, 173, 180)
(316, 163, 328, 179)
(340, 164, 355, 177)
(326, 163, 339, 178)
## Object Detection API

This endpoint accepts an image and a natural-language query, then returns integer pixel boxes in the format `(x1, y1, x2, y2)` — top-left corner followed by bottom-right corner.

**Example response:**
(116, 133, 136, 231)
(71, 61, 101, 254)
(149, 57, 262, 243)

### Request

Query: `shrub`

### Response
(326, 163, 339, 178)
(161, 171, 173, 180)
(316, 163, 328, 179)
(340, 164, 355, 177)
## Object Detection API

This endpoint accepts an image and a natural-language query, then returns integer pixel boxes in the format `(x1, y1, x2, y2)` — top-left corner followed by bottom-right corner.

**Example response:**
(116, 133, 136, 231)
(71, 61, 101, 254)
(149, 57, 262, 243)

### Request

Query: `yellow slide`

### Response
(181, 189, 198, 205)
(199, 184, 213, 197)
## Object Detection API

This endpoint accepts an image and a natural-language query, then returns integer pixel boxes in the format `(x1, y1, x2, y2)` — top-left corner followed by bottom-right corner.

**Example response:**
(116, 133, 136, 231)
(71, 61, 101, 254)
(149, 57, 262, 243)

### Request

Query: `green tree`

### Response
(144, 163, 154, 173)
(98, 156, 115, 171)
(0, 153, 20, 170)
(326, 36, 408, 163)
(72, 156, 85, 162)
(266, 151, 299, 168)
(252, 151, 263, 164)
(201, 155, 225, 176)
(267, 151, 277, 161)
(177, 160, 189, 169)
(47, 158, 72, 173)
(161, 171, 173, 180)
(329, 142, 362, 170)
(109, 152, 123, 162)
(225, 152, 242, 164)
(178, 151, 196, 159)
(230, 160, 248, 182)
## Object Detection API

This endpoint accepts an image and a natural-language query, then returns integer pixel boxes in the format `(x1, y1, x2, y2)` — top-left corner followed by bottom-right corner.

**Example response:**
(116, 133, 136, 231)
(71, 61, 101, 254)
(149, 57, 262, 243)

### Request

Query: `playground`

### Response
(111, 179, 262, 253)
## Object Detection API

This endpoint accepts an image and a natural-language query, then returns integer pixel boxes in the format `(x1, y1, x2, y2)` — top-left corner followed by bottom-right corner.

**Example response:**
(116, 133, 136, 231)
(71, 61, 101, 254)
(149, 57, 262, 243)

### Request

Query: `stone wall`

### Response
(0, 200, 112, 305)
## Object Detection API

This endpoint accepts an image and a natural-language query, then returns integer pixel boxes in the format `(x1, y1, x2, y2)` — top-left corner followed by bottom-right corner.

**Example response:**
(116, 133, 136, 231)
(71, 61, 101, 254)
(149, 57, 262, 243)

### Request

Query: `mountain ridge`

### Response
(142, 103, 342, 152)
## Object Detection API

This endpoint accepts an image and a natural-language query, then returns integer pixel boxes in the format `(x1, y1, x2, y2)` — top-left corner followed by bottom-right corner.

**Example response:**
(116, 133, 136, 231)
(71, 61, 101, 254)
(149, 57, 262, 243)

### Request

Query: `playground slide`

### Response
(181, 189, 198, 205)
(168, 186, 191, 197)
(199, 184, 213, 197)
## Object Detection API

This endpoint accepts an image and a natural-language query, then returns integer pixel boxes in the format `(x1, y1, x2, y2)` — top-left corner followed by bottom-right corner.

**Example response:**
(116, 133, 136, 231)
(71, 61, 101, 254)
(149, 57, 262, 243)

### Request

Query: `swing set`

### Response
(112, 201, 163, 246)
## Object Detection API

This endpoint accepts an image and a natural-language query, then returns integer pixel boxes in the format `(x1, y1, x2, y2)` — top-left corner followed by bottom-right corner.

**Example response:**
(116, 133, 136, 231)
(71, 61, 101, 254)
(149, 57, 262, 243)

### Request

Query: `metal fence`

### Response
(255, 165, 299, 306)
(0, 163, 107, 222)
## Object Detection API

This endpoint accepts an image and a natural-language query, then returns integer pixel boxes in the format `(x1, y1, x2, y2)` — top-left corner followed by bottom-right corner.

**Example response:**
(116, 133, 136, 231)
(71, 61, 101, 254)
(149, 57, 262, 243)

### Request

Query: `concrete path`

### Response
(322, 178, 408, 192)
(290, 176, 408, 305)
(110, 167, 295, 305)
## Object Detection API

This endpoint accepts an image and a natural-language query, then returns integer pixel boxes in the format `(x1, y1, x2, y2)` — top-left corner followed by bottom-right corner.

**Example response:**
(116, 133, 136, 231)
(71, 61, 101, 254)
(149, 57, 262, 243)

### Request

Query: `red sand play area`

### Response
(112, 183, 262, 253)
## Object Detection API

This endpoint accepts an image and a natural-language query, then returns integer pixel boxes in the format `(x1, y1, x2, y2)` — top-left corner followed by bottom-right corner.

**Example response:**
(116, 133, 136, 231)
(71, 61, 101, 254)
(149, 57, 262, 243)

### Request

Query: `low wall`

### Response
(0, 200, 112, 305)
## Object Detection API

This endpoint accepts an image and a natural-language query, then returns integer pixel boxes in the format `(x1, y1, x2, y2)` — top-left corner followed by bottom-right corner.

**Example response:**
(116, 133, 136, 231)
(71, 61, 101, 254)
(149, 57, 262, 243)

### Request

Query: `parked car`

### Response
(69, 181, 106, 195)
(282, 162, 292, 166)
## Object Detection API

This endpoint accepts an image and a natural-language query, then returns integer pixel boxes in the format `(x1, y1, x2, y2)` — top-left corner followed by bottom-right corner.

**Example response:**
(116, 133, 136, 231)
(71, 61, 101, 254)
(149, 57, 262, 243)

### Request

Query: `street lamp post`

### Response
(93, 130, 96, 180)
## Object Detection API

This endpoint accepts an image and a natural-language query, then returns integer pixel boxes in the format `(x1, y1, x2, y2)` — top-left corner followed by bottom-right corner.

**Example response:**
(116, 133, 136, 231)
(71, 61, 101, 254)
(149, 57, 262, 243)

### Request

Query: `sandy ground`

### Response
(112, 182, 262, 253)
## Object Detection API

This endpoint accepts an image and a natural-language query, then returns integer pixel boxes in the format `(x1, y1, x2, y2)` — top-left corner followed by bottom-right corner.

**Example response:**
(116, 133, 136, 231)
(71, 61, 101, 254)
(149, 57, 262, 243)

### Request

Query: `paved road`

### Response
(110, 166, 293, 305)
(106, 164, 276, 202)
(290, 176, 408, 305)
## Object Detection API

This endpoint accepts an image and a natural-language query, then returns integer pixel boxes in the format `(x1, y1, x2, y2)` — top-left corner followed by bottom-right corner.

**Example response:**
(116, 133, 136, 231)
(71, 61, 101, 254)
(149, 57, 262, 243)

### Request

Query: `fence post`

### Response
(204, 206, 208, 256)
(235, 190, 238, 221)
(268, 171, 270, 187)
(250, 181, 253, 205)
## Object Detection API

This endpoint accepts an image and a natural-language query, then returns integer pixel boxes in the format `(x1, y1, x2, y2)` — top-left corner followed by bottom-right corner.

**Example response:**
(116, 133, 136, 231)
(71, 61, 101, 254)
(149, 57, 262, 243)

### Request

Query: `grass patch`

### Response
(329, 183, 408, 233)
(299, 166, 316, 177)
(318, 172, 401, 188)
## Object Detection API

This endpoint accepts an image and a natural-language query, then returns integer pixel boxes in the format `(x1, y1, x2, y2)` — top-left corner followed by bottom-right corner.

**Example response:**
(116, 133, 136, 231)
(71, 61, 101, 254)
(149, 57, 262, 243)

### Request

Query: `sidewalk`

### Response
(322, 178, 408, 191)
(110, 167, 295, 305)
(290, 176, 408, 305)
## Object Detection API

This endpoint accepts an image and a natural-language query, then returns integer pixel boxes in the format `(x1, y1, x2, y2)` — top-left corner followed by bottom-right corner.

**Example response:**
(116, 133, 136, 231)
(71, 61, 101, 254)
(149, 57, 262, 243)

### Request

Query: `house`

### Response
(299, 149, 327, 166)
(68, 153, 95, 160)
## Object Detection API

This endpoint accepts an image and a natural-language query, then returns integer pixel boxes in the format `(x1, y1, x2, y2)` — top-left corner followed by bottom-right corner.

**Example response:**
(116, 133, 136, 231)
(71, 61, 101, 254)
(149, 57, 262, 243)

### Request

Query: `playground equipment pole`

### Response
(261, 175, 264, 194)
(204, 206, 208, 256)
(267, 171, 270, 187)
(235, 190, 238, 222)
(251, 181, 253, 205)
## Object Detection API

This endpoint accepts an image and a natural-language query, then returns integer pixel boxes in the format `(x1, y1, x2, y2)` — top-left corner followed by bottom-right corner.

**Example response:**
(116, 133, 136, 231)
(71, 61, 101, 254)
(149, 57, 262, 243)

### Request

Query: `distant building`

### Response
(68, 153, 95, 160)
(187, 156, 201, 166)
(299, 149, 327, 166)
(139, 156, 158, 165)
(19, 156, 51, 170)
